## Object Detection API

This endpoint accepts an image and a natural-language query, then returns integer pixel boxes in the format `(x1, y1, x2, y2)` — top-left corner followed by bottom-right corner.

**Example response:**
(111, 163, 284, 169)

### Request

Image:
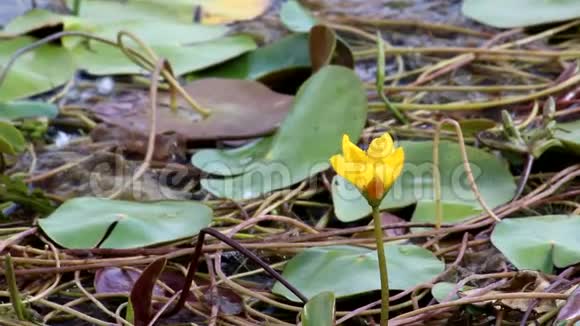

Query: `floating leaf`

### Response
(192, 137, 274, 176)
(196, 33, 310, 81)
(3, 7, 227, 46)
(441, 118, 496, 137)
(194, 66, 367, 200)
(0, 37, 75, 101)
(555, 120, 580, 155)
(95, 267, 164, 296)
(0, 9, 70, 36)
(280, 0, 318, 32)
(411, 200, 482, 231)
(332, 140, 516, 222)
(491, 215, 580, 273)
(272, 245, 444, 302)
(67, 0, 270, 25)
(432, 282, 461, 302)
(0, 121, 26, 155)
(90, 78, 293, 142)
(302, 292, 335, 326)
(73, 35, 256, 76)
(0, 101, 58, 120)
(38, 197, 212, 249)
(462, 0, 580, 28)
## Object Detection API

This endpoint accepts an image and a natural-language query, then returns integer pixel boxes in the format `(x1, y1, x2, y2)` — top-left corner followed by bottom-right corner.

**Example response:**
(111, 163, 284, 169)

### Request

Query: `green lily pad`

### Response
(0, 37, 75, 101)
(72, 35, 256, 76)
(555, 120, 580, 155)
(432, 282, 472, 302)
(192, 137, 274, 176)
(67, 0, 194, 24)
(0, 121, 26, 155)
(196, 33, 310, 80)
(462, 0, 580, 28)
(280, 0, 318, 32)
(332, 140, 516, 222)
(3, 7, 227, 48)
(194, 66, 367, 200)
(441, 118, 497, 137)
(411, 200, 482, 231)
(272, 244, 444, 302)
(38, 197, 212, 249)
(89, 20, 227, 46)
(0, 101, 58, 120)
(67, 0, 269, 25)
(491, 215, 580, 273)
(302, 292, 335, 326)
(0, 9, 72, 36)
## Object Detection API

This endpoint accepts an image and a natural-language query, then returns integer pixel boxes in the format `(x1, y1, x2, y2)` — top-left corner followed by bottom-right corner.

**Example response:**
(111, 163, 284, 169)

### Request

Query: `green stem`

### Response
(371, 205, 389, 326)
(5, 254, 29, 320)
(72, 0, 81, 16)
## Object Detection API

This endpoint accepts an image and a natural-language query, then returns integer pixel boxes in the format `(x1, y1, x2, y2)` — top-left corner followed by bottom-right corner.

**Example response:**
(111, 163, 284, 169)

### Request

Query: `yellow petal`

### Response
(374, 162, 396, 191)
(342, 134, 368, 163)
(367, 132, 394, 161)
(382, 147, 405, 181)
(330, 154, 346, 176)
(330, 154, 373, 190)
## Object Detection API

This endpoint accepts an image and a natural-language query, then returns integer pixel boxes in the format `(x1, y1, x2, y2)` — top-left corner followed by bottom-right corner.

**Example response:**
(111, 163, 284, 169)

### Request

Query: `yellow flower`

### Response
(330, 133, 405, 204)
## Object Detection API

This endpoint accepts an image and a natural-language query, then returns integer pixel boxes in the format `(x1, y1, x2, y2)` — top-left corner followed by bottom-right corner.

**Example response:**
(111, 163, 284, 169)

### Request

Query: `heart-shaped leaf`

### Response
(194, 66, 367, 200)
(196, 33, 310, 81)
(280, 0, 318, 32)
(411, 200, 482, 232)
(73, 35, 256, 76)
(90, 78, 293, 141)
(432, 282, 463, 302)
(491, 215, 580, 273)
(332, 140, 516, 222)
(0, 9, 70, 37)
(0, 37, 75, 101)
(272, 244, 444, 302)
(0, 121, 26, 155)
(0, 101, 58, 120)
(462, 0, 580, 28)
(38, 197, 212, 249)
(67, 0, 270, 25)
(302, 292, 335, 326)
(555, 120, 580, 155)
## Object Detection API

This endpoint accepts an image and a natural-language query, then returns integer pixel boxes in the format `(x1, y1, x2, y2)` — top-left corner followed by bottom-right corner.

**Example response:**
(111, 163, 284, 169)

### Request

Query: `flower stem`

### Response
(371, 205, 389, 326)
(72, 0, 82, 16)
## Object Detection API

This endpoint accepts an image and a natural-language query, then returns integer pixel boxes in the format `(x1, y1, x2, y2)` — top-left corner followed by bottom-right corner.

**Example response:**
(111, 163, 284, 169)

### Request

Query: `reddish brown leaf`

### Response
(94, 267, 164, 296)
(89, 78, 294, 149)
(130, 257, 167, 326)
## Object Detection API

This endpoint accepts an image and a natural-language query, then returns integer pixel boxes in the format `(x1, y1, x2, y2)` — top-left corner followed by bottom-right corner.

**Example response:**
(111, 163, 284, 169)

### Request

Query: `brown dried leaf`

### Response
(89, 78, 293, 144)
(94, 267, 164, 296)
